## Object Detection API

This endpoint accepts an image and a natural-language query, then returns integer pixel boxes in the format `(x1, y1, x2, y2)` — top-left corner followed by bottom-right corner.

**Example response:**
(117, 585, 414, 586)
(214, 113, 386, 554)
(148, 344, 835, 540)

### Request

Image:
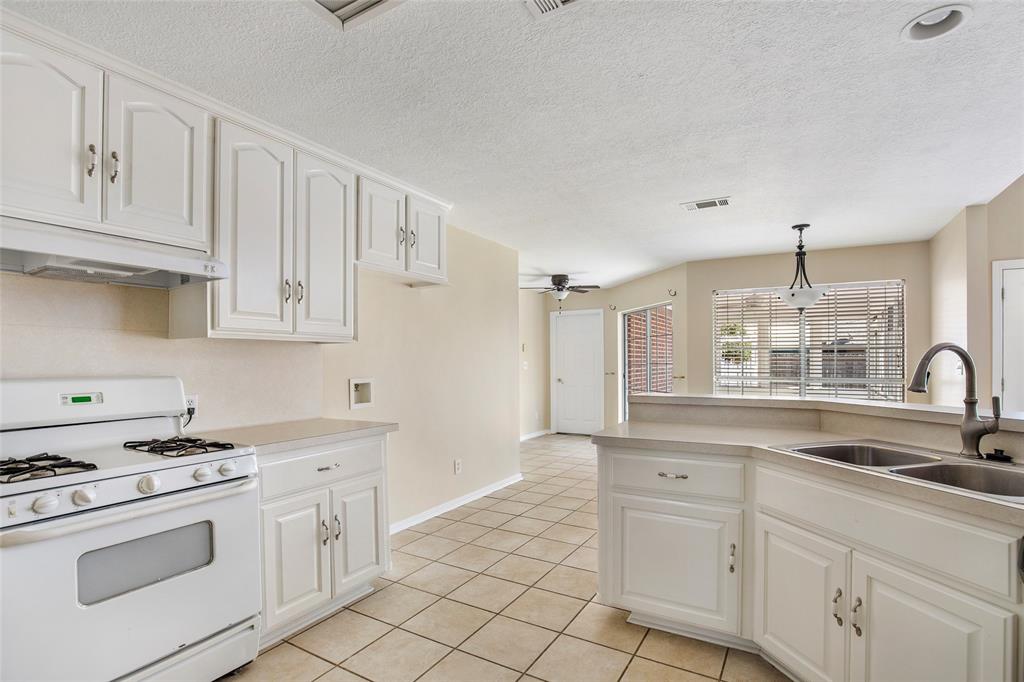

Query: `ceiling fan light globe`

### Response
(552, 290, 570, 301)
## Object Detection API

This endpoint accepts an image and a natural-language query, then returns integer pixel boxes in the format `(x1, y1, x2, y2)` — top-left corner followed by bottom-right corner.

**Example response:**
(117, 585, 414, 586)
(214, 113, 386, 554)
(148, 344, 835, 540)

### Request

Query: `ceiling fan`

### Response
(521, 274, 601, 301)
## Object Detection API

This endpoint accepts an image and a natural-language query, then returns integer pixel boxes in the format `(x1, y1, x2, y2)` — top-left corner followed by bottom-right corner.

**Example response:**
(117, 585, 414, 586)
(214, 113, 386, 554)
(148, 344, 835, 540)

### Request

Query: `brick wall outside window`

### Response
(624, 304, 673, 396)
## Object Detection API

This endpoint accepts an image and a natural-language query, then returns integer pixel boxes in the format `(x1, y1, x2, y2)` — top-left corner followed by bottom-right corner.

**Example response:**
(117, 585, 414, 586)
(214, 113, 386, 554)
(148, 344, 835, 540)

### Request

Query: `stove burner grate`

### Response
(124, 437, 235, 458)
(0, 453, 99, 483)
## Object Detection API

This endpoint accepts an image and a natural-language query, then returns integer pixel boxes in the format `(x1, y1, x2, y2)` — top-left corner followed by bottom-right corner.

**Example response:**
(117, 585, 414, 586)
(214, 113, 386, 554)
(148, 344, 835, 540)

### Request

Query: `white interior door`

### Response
(295, 152, 355, 339)
(104, 74, 211, 249)
(994, 260, 1024, 413)
(0, 29, 103, 222)
(551, 309, 604, 435)
(214, 120, 294, 333)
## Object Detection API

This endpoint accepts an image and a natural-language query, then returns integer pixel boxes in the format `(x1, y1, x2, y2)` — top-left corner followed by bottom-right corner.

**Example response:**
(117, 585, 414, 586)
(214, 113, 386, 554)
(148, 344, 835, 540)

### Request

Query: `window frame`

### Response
(622, 302, 674, 420)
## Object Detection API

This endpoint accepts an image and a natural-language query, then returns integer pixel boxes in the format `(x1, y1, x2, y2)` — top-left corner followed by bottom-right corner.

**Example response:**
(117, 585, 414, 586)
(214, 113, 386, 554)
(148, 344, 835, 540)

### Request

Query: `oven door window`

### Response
(77, 521, 213, 605)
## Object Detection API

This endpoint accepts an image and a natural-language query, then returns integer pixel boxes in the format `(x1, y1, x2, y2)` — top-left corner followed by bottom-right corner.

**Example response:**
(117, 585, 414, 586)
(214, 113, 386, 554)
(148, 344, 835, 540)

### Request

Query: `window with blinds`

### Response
(712, 280, 905, 401)
(624, 304, 673, 418)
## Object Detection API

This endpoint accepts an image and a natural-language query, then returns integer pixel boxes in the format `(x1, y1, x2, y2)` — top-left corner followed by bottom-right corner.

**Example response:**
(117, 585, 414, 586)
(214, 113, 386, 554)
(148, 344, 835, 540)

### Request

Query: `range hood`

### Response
(0, 218, 228, 288)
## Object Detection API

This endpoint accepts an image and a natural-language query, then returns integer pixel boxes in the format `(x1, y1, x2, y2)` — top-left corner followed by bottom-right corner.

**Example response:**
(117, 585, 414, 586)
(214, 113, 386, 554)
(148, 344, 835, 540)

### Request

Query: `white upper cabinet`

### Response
(295, 153, 355, 339)
(406, 196, 447, 280)
(213, 120, 294, 334)
(0, 29, 102, 222)
(357, 177, 406, 271)
(104, 74, 211, 249)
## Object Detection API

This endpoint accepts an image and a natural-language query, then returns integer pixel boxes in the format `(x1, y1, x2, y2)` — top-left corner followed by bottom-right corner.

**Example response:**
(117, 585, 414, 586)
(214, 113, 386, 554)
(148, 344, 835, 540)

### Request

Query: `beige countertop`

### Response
(197, 418, 398, 453)
(593, 420, 1024, 526)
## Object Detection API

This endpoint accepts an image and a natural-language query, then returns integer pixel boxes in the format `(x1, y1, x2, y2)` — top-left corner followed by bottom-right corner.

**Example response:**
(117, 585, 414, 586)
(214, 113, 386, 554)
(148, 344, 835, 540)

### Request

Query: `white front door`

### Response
(995, 260, 1024, 413)
(551, 309, 604, 435)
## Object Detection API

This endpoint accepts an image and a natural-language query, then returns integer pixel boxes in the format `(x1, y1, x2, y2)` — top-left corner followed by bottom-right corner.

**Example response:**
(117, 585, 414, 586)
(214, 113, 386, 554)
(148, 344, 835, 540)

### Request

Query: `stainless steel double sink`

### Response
(781, 441, 1024, 503)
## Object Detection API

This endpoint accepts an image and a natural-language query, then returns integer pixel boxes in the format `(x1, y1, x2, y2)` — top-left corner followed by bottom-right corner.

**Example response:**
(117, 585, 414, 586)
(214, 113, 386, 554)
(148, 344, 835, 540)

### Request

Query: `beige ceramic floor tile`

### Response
(400, 561, 476, 595)
(370, 576, 391, 590)
(349, 583, 438, 625)
(721, 649, 790, 682)
(400, 598, 494, 647)
(463, 509, 517, 528)
(637, 629, 727, 679)
(461, 497, 497, 510)
(521, 505, 572, 522)
(437, 544, 508, 572)
(381, 551, 431, 581)
(390, 529, 426, 549)
(561, 545, 598, 571)
(515, 537, 577, 563)
(584, 533, 599, 549)
(500, 587, 587, 631)
(527, 635, 631, 682)
(341, 629, 450, 682)
(544, 495, 588, 510)
(499, 516, 556, 535)
(540, 523, 595, 545)
(483, 554, 557, 585)
(419, 650, 520, 682)
(578, 500, 599, 514)
(401, 535, 464, 560)
(529, 483, 570, 495)
(564, 602, 647, 653)
(535, 565, 598, 600)
(431, 520, 491, 542)
(447, 574, 527, 612)
(458, 615, 557, 672)
(488, 500, 535, 515)
(234, 643, 332, 682)
(561, 511, 599, 529)
(622, 657, 712, 682)
(313, 667, 365, 682)
(437, 506, 476, 521)
(510, 491, 552, 504)
(289, 609, 392, 663)
(410, 517, 454, 534)
(472, 528, 534, 552)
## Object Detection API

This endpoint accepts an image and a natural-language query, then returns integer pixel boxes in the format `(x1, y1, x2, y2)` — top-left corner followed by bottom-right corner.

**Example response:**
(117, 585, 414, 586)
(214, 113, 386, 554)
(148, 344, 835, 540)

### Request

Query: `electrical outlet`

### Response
(453, 458, 463, 475)
(185, 394, 199, 410)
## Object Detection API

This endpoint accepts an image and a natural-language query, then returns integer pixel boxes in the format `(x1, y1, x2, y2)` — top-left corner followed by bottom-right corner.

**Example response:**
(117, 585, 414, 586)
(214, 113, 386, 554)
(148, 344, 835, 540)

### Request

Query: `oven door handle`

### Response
(0, 478, 257, 548)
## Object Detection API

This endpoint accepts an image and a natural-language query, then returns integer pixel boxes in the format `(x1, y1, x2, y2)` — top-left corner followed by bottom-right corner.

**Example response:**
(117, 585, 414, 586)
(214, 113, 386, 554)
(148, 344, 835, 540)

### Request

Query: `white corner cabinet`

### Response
(598, 447, 1022, 682)
(358, 177, 447, 283)
(257, 434, 390, 646)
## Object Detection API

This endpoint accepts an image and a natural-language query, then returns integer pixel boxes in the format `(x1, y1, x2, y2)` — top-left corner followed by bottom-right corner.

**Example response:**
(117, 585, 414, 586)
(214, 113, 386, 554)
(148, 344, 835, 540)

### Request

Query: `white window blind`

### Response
(713, 280, 905, 401)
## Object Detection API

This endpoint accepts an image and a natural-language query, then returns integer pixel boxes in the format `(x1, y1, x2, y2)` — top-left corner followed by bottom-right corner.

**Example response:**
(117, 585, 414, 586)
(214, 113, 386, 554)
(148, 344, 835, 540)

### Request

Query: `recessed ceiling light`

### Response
(901, 5, 972, 42)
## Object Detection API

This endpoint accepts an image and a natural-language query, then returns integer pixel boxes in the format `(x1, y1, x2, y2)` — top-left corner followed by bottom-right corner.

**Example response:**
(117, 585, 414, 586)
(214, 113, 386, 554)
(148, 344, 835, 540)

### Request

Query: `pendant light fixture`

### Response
(777, 224, 824, 310)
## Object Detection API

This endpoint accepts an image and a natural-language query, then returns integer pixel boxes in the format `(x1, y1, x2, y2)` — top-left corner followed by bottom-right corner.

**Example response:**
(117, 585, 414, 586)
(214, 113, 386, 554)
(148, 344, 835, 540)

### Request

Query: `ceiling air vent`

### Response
(524, 0, 582, 19)
(681, 197, 731, 212)
(307, 0, 405, 30)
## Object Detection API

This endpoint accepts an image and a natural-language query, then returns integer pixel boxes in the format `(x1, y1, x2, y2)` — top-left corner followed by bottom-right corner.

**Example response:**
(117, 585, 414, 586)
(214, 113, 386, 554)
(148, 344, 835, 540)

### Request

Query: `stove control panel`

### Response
(1, 454, 257, 529)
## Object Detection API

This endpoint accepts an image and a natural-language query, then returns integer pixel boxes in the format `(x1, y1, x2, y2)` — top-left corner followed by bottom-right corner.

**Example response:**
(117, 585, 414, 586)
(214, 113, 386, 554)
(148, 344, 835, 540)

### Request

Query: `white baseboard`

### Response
(520, 429, 552, 442)
(389, 472, 524, 534)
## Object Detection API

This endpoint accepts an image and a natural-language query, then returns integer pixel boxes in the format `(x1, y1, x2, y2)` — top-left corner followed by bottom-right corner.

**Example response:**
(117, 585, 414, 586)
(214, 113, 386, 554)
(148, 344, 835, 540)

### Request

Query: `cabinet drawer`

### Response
(610, 452, 744, 501)
(260, 440, 383, 500)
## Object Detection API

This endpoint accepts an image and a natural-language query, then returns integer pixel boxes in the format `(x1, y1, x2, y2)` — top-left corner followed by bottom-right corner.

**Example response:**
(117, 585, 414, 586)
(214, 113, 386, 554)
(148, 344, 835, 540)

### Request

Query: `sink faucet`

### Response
(907, 342, 1000, 458)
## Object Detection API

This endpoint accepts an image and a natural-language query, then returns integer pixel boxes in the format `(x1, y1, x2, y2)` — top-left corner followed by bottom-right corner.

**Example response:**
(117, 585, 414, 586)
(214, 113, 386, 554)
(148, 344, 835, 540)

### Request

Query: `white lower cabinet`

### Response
(610, 493, 741, 634)
(258, 437, 389, 645)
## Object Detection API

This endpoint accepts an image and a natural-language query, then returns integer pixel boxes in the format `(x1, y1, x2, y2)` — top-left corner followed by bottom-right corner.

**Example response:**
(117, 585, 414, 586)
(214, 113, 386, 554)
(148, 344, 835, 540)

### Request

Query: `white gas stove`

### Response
(0, 377, 261, 682)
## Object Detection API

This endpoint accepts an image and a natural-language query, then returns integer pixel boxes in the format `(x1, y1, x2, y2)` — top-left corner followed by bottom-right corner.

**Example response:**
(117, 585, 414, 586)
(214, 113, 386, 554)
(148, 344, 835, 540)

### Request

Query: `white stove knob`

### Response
(193, 466, 213, 482)
(31, 494, 59, 514)
(219, 462, 237, 477)
(138, 474, 162, 495)
(71, 489, 96, 507)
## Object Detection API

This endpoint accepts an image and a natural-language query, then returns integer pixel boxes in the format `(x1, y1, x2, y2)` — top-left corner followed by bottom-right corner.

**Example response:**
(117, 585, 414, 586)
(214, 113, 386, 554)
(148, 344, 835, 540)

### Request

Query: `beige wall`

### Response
(322, 227, 520, 523)
(0, 226, 520, 525)
(0, 272, 323, 430)
(928, 210, 969, 406)
(518, 290, 550, 438)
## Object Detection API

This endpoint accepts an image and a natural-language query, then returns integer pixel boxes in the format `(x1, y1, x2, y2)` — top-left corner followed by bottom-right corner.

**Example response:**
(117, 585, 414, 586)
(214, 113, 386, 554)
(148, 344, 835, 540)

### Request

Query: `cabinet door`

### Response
(331, 475, 385, 595)
(406, 196, 446, 280)
(214, 120, 293, 333)
(849, 554, 1014, 682)
(104, 74, 211, 249)
(610, 493, 741, 634)
(295, 153, 355, 339)
(754, 514, 850, 682)
(1, 29, 102, 222)
(357, 177, 406, 271)
(261, 489, 332, 631)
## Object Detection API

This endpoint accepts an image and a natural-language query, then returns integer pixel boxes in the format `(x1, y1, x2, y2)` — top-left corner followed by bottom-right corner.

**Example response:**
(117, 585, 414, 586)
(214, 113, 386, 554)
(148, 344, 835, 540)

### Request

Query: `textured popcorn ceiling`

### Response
(5, 0, 1022, 287)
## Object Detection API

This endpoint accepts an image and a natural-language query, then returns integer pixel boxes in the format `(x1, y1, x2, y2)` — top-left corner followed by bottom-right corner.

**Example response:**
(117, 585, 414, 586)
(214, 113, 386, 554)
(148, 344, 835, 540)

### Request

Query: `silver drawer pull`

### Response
(317, 463, 340, 472)
(728, 543, 736, 573)
(334, 513, 342, 540)
(851, 597, 863, 637)
(86, 144, 97, 177)
(320, 520, 329, 546)
(658, 472, 688, 480)
(831, 588, 844, 627)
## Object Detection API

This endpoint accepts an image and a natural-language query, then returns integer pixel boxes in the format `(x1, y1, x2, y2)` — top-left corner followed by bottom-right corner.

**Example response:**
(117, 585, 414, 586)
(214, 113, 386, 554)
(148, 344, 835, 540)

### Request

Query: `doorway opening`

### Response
(622, 303, 673, 420)
(550, 309, 604, 435)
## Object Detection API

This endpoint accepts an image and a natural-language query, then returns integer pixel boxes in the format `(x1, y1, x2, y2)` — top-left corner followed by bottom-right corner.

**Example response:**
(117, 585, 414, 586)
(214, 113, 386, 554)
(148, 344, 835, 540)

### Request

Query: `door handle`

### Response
(86, 144, 97, 177)
(410, 229, 417, 248)
(851, 596, 863, 636)
(657, 472, 688, 480)
(321, 520, 329, 546)
(109, 151, 120, 183)
(399, 227, 406, 245)
(831, 588, 844, 626)
(297, 280, 304, 304)
(334, 513, 342, 541)
(284, 279, 292, 303)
